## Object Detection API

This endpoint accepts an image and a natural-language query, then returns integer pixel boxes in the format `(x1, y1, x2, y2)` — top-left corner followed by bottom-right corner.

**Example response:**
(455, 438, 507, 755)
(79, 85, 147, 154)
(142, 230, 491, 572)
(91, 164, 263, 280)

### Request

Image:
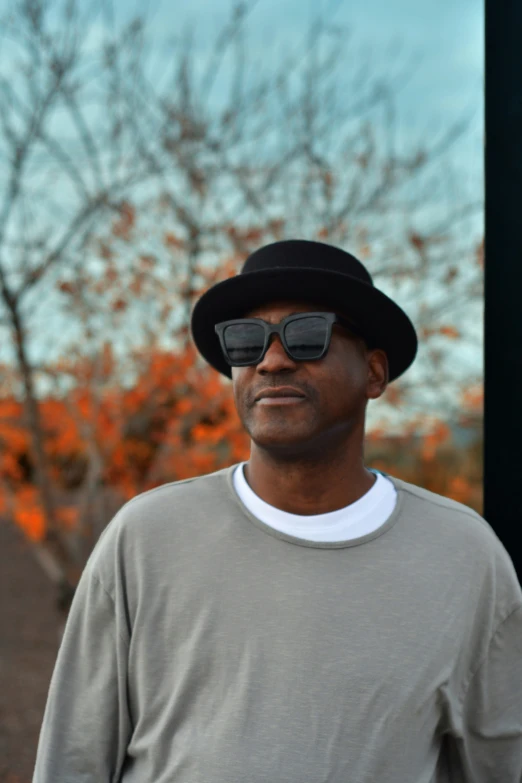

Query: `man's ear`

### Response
(367, 349, 389, 400)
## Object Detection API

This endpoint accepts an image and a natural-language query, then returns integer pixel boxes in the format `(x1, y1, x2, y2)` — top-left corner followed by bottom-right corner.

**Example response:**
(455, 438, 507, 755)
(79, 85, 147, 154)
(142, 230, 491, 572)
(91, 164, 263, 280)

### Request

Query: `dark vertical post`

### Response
(484, 1, 522, 583)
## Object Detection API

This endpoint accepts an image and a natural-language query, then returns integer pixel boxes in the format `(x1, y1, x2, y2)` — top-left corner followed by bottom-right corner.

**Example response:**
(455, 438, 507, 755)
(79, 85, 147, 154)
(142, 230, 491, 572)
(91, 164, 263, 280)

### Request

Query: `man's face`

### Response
(231, 300, 388, 456)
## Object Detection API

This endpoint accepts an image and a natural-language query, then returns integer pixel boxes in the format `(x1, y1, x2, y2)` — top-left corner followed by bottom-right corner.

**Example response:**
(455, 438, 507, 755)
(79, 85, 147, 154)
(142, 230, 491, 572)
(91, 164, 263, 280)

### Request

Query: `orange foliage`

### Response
(476, 238, 484, 268)
(176, 399, 193, 415)
(104, 265, 119, 284)
(420, 422, 451, 461)
(409, 231, 425, 251)
(1, 354, 483, 545)
(99, 241, 114, 260)
(438, 326, 460, 339)
(421, 325, 460, 340)
(0, 335, 246, 545)
(112, 201, 136, 240)
(57, 281, 76, 295)
(225, 225, 264, 245)
(164, 233, 184, 249)
(112, 297, 128, 312)
(268, 219, 285, 239)
(140, 254, 156, 269)
(462, 384, 483, 412)
(14, 487, 45, 541)
(0, 222, 486, 551)
(447, 476, 474, 505)
(383, 386, 403, 406)
(56, 506, 79, 529)
(0, 400, 30, 483)
(366, 418, 482, 514)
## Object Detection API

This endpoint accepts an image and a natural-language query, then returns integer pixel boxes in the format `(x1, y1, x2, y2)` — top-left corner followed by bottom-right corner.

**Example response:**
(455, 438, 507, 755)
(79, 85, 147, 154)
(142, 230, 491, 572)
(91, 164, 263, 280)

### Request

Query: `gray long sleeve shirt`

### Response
(33, 465, 522, 782)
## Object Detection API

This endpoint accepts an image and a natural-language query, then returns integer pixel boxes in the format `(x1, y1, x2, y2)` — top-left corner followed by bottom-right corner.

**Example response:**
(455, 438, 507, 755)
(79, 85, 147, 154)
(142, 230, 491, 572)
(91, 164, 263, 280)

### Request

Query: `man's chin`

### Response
(249, 427, 316, 456)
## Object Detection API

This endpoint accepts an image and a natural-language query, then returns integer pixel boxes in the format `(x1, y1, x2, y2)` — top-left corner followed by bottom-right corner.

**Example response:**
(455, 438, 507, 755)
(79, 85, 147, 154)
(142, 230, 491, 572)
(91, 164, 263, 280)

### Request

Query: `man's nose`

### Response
(256, 334, 297, 373)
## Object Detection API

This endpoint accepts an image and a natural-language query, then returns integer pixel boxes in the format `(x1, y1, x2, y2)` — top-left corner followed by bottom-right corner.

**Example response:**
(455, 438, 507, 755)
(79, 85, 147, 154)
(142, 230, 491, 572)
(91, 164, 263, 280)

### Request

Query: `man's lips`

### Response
(256, 397, 306, 406)
(254, 386, 307, 405)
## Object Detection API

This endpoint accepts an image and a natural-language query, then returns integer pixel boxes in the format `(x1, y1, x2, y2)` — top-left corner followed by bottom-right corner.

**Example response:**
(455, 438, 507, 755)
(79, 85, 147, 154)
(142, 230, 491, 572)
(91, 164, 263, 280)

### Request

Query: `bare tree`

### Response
(0, 0, 168, 605)
(0, 0, 482, 603)
(117, 4, 482, 422)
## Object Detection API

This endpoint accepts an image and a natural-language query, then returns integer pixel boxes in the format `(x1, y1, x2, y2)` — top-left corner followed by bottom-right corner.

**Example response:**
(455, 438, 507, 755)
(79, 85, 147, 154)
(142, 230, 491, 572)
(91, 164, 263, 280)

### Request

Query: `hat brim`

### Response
(190, 267, 417, 383)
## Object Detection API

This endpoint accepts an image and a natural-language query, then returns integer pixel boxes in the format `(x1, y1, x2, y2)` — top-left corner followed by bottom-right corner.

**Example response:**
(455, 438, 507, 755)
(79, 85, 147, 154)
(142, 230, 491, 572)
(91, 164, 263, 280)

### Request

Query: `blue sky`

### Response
(0, 0, 483, 192)
(106, 0, 483, 187)
(128, 0, 483, 140)
(0, 0, 484, 420)
(0, 0, 484, 154)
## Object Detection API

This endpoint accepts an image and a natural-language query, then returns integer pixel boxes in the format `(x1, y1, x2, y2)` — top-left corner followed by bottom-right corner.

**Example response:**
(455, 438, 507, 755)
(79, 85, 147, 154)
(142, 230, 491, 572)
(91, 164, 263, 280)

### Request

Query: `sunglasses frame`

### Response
(214, 311, 363, 367)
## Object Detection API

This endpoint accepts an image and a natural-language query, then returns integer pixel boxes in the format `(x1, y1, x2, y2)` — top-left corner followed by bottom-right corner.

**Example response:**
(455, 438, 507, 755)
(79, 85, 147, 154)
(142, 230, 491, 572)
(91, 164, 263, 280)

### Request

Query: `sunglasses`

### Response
(214, 312, 364, 367)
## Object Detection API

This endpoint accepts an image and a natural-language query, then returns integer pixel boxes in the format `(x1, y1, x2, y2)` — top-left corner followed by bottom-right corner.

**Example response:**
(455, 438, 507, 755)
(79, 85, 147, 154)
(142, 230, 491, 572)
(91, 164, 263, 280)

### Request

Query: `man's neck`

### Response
(243, 446, 376, 516)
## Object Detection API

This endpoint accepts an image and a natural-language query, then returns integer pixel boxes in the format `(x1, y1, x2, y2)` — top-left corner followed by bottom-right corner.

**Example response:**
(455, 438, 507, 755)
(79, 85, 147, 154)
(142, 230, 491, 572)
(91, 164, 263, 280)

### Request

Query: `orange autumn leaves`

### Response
(10, 488, 78, 542)
(1, 349, 484, 548)
(0, 344, 251, 542)
(420, 421, 452, 461)
(1, 215, 485, 546)
(366, 384, 483, 511)
(12, 487, 45, 542)
(420, 325, 460, 340)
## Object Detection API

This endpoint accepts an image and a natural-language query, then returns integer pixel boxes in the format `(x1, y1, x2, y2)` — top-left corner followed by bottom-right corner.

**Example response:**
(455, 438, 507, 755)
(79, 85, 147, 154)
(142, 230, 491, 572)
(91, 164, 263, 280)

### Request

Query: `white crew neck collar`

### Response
(232, 462, 397, 543)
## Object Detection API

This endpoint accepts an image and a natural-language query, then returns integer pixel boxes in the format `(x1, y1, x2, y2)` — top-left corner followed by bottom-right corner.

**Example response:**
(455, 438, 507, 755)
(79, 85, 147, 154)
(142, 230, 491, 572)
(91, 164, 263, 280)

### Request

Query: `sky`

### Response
(132, 0, 483, 161)
(0, 0, 484, 421)
(61, 0, 482, 166)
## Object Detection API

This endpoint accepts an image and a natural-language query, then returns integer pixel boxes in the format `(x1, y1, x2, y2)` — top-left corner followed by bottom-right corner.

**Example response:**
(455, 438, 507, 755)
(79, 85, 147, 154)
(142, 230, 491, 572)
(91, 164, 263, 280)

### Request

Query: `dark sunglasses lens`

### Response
(285, 316, 328, 360)
(223, 323, 265, 364)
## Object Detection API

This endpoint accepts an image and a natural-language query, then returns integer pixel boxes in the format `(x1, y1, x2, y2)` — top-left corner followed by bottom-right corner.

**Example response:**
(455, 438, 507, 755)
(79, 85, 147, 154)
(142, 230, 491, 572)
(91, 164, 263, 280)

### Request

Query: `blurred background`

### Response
(0, 0, 483, 779)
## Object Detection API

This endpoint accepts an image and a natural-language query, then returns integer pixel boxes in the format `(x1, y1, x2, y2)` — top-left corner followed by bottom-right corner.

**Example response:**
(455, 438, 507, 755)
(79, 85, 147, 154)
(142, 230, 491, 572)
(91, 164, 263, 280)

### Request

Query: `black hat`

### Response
(190, 239, 417, 382)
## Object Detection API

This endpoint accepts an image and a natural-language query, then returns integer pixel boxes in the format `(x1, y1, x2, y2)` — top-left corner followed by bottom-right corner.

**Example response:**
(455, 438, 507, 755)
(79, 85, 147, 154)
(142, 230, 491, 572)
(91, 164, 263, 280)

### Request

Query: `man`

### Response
(33, 240, 522, 782)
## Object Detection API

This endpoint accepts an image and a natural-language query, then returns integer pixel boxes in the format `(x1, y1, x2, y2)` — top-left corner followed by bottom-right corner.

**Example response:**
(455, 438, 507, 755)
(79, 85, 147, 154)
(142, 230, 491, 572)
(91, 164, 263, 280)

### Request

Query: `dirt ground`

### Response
(0, 517, 62, 783)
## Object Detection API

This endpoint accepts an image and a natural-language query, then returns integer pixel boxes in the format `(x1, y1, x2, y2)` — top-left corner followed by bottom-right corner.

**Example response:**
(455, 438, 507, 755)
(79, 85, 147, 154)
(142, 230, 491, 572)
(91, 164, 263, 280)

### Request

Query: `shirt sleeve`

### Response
(445, 604, 522, 782)
(32, 568, 132, 783)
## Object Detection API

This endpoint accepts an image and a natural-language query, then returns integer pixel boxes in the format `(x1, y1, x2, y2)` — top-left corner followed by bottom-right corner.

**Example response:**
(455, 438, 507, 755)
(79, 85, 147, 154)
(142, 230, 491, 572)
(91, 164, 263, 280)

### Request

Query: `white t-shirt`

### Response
(233, 462, 397, 542)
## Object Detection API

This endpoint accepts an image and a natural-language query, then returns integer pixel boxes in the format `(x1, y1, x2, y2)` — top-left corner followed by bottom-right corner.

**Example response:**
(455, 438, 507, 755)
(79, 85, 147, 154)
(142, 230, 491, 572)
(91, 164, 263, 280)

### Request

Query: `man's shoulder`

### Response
(389, 474, 521, 606)
(115, 464, 235, 530)
(126, 465, 231, 511)
(389, 474, 484, 525)
(389, 474, 518, 574)
(88, 465, 236, 568)
(386, 472, 509, 558)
